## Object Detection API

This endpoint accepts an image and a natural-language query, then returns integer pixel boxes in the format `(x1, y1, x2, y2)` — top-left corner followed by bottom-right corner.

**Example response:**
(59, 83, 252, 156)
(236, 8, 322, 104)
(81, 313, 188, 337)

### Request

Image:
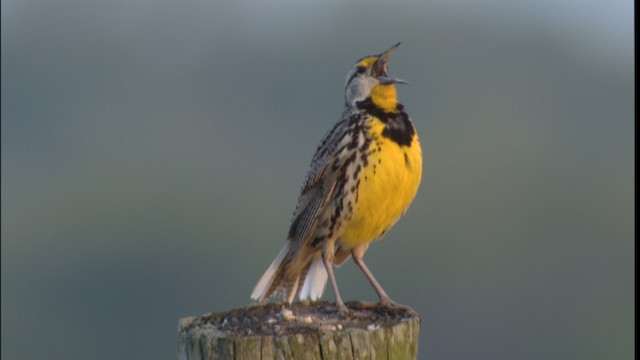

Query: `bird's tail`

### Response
(251, 242, 328, 303)
(298, 256, 328, 300)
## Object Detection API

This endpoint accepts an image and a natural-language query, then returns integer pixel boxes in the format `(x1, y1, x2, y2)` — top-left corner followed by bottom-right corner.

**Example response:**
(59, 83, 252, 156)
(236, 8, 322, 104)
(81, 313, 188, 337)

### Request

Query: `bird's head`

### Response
(344, 42, 406, 112)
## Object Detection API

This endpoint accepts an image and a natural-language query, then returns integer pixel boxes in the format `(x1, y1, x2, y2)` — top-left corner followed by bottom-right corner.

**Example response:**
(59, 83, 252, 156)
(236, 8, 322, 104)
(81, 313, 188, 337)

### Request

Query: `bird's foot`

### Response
(380, 297, 418, 316)
(335, 301, 350, 316)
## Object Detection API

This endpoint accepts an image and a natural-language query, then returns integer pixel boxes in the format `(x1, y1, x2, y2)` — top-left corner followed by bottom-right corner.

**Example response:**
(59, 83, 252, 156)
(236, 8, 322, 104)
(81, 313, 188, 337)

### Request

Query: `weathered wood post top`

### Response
(178, 301, 420, 359)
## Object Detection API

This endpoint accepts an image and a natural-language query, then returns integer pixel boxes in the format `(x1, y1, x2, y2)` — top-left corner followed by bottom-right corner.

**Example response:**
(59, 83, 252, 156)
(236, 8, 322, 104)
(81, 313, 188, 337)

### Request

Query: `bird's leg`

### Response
(322, 240, 348, 314)
(351, 248, 399, 308)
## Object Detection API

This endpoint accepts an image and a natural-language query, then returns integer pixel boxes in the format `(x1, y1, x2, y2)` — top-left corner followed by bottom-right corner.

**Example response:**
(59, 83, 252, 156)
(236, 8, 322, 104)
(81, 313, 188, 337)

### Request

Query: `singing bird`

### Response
(251, 43, 422, 313)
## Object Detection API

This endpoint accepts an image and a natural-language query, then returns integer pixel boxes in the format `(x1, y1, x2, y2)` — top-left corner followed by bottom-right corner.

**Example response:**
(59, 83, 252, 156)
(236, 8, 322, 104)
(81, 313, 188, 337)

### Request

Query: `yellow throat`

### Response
(339, 84, 422, 248)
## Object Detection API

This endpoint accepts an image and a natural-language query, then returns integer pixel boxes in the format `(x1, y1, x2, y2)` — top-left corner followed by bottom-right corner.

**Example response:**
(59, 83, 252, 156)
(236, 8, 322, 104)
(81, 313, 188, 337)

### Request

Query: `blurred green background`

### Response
(1, 0, 633, 359)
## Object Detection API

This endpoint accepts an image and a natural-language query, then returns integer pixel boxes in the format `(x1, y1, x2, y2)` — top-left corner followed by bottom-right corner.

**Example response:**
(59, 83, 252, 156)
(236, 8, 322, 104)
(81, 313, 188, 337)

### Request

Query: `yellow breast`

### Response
(339, 117, 422, 248)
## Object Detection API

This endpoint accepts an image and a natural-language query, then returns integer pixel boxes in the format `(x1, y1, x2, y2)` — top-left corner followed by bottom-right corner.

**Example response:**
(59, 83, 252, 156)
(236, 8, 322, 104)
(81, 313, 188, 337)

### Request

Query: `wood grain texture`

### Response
(178, 302, 420, 360)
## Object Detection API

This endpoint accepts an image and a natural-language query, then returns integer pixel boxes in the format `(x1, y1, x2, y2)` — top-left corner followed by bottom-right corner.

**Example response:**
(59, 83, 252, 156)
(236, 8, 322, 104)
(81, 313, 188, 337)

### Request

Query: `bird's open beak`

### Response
(379, 76, 408, 85)
(373, 42, 407, 84)
(379, 42, 401, 64)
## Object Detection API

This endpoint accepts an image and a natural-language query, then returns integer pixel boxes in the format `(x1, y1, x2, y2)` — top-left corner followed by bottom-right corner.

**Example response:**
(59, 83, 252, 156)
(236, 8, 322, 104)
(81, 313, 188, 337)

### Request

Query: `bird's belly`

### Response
(340, 136, 422, 248)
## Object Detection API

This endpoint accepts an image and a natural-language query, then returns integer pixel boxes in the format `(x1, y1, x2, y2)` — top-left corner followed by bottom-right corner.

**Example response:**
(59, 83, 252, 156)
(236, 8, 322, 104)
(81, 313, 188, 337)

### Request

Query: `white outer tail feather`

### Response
(299, 257, 328, 301)
(251, 243, 329, 302)
(251, 242, 290, 301)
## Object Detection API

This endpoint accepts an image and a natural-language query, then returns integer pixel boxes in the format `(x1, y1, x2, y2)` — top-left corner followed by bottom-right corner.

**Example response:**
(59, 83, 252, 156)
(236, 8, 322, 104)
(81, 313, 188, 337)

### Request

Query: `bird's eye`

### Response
(346, 66, 368, 87)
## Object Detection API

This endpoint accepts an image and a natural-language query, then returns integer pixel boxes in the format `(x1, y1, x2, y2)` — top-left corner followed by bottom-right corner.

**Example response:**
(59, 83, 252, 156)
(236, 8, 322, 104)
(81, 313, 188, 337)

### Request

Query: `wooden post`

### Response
(178, 301, 420, 359)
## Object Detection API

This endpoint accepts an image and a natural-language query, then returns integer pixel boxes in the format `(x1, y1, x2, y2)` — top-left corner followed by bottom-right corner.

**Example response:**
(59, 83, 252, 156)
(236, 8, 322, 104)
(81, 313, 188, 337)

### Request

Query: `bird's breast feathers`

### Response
(339, 114, 422, 247)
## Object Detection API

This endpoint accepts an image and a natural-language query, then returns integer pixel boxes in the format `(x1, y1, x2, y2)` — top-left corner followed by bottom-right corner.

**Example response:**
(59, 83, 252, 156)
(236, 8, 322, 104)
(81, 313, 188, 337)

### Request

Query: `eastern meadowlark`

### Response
(251, 43, 422, 313)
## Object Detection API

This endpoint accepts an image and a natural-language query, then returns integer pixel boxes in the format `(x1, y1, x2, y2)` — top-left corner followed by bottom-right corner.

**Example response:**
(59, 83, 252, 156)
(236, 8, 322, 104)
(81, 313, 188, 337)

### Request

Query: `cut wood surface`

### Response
(178, 301, 420, 359)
